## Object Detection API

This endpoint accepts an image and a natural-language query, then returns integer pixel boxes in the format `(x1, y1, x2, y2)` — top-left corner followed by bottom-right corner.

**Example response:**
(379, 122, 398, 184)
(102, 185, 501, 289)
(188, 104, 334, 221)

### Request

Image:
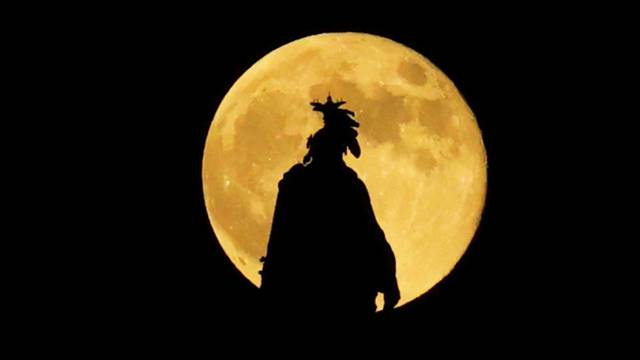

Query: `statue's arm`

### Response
(358, 180, 400, 309)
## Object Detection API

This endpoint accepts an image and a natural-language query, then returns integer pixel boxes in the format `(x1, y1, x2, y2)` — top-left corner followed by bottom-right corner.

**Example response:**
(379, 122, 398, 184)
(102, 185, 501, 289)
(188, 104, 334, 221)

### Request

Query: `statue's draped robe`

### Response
(260, 162, 398, 319)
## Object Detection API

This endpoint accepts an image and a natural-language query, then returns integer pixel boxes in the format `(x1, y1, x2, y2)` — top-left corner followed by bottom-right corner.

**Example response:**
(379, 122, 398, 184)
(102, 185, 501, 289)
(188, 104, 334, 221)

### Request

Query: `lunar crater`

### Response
(398, 61, 428, 86)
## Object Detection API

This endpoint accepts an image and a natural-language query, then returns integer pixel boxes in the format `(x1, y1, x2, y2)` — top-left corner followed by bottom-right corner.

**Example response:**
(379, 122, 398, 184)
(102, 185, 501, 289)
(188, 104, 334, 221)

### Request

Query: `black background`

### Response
(27, 7, 622, 351)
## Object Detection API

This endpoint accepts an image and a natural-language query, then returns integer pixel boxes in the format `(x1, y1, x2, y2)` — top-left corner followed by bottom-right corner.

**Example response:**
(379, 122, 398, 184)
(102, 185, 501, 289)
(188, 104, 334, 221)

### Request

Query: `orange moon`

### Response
(202, 33, 487, 309)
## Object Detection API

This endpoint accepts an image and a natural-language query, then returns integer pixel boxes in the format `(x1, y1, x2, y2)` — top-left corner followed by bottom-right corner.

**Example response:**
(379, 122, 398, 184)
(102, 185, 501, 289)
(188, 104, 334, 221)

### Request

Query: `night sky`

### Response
(36, 8, 613, 351)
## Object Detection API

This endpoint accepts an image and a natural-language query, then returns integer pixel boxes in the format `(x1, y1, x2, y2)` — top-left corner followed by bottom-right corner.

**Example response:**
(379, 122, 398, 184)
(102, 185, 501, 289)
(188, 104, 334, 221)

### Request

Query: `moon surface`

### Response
(202, 33, 487, 309)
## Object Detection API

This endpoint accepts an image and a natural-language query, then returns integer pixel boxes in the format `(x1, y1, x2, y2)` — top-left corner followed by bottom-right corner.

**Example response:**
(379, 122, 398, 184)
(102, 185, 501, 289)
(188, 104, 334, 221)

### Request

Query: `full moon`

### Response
(202, 33, 487, 309)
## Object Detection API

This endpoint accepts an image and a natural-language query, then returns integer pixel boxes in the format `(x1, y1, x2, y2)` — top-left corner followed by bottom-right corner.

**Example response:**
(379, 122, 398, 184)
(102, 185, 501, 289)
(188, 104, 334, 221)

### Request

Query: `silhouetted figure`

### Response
(260, 95, 399, 324)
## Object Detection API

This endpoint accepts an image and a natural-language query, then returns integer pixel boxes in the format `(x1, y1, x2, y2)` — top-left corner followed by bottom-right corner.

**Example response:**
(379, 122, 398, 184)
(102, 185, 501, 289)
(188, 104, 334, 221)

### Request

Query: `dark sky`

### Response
(33, 8, 618, 351)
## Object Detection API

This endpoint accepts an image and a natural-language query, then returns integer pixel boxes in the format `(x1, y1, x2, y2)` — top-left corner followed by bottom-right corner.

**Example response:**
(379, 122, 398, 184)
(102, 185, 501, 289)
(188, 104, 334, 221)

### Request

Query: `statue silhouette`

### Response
(259, 95, 400, 323)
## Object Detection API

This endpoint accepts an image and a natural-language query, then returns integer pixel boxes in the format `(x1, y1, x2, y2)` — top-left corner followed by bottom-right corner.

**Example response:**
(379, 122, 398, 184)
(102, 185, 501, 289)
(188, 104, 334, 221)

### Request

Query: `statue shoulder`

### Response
(343, 167, 371, 199)
(279, 163, 306, 188)
(342, 165, 360, 181)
